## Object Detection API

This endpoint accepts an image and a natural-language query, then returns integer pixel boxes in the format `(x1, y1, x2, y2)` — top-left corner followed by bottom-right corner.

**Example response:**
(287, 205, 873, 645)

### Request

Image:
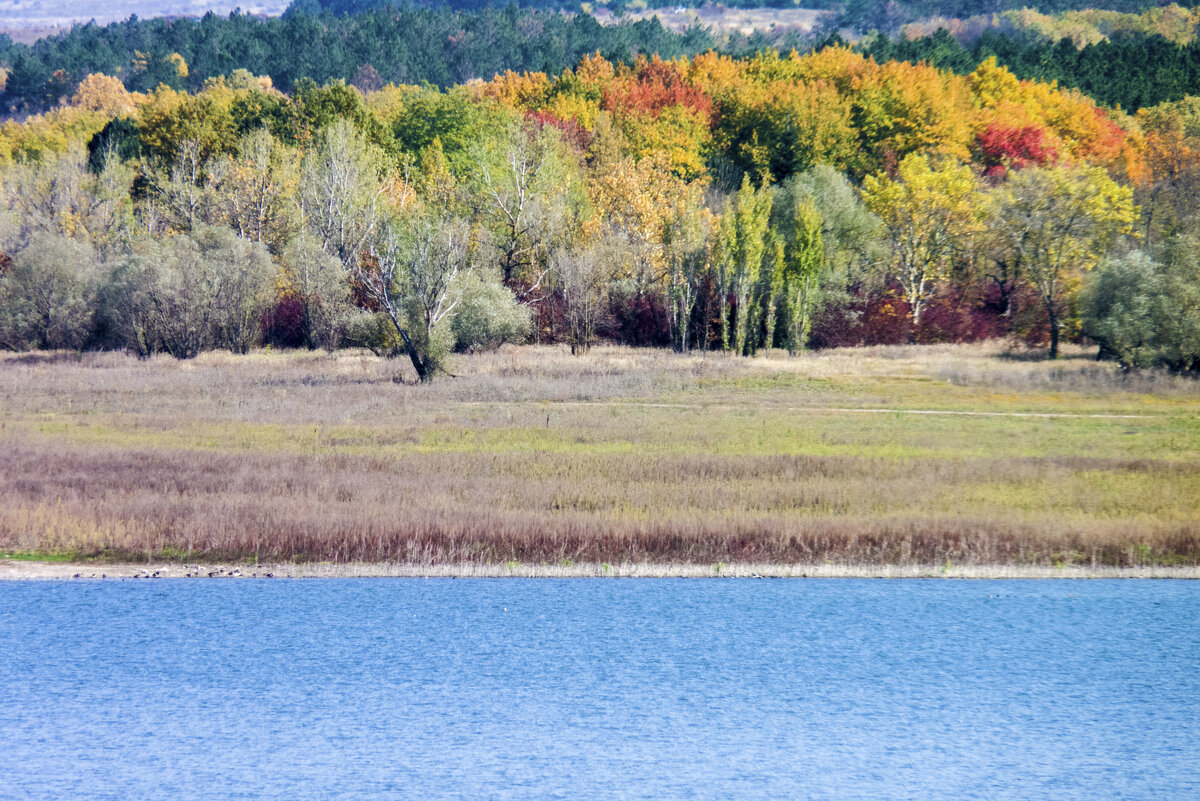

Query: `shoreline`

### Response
(2, 560, 1198, 580)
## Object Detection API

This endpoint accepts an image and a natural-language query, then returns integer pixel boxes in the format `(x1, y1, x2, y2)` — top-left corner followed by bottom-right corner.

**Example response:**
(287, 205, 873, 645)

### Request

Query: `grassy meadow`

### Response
(1, 343, 1198, 569)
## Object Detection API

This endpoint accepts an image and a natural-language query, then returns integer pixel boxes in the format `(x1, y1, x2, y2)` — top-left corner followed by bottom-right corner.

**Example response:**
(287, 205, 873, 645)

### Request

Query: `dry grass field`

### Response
(1, 342, 1197, 568)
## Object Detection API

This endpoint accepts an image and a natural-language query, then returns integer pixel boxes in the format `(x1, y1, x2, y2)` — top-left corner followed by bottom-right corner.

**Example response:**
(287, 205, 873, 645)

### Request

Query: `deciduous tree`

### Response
(782, 196, 824, 353)
(355, 214, 474, 381)
(990, 164, 1135, 358)
(862, 154, 983, 332)
(716, 174, 773, 355)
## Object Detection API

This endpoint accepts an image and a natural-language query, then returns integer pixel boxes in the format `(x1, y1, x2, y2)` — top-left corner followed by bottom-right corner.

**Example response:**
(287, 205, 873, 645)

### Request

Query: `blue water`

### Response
(0, 579, 1197, 801)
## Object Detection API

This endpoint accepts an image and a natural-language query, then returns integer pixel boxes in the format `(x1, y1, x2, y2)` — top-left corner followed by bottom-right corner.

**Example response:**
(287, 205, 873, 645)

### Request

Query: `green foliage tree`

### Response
(717, 174, 773, 355)
(760, 230, 786, 351)
(390, 88, 515, 171)
(783, 165, 883, 283)
(662, 190, 712, 353)
(782, 196, 824, 354)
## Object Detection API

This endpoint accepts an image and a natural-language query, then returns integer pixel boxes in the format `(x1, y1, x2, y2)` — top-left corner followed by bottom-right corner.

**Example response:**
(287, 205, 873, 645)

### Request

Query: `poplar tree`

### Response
(662, 190, 711, 353)
(718, 175, 773, 355)
(783, 197, 824, 354)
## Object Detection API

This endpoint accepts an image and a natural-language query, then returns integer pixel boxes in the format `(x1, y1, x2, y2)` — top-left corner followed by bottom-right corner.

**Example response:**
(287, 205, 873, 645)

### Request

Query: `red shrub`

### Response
(263, 294, 307, 348)
(604, 287, 671, 347)
(810, 285, 1019, 349)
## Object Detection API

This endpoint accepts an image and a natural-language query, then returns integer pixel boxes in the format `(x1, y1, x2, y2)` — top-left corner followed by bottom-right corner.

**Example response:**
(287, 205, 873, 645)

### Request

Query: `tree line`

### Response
(1, 50, 1197, 376)
(864, 25, 1200, 111)
(290, 0, 1200, 31)
(10, 6, 1200, 115)
(0, 7, 716, 112)
(900, 5, 1200, 49)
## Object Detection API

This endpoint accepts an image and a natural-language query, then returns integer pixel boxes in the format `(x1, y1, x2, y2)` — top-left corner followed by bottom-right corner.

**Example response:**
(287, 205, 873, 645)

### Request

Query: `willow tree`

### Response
(0, 233, 99, 351)
(301, 119, 470, 380)
(355, 214, 473, 382)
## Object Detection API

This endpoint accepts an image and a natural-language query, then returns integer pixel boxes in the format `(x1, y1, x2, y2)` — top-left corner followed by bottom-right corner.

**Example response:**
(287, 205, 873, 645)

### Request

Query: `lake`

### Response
(1, 579, 1197, 800)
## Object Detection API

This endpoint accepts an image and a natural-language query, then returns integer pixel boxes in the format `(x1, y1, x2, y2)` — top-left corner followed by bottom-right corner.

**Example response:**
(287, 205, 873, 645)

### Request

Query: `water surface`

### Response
(1, 579, 1197, 800)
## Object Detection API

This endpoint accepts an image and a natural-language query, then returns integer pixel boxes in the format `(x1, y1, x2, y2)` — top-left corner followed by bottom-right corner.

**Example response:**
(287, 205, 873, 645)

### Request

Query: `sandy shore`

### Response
(2, 560, 1198, 580)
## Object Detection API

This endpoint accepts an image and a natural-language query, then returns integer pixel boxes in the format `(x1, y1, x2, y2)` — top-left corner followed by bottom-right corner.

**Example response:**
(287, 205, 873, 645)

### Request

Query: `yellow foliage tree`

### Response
(862, 154, 986, 331)
(70, 74, 145, 116)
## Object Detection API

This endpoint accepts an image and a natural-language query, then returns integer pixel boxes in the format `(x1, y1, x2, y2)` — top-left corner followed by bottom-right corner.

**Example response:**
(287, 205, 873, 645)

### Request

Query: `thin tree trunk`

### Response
(719, 294, 730, 352)
(763, 292, 777, 352)
(908, 300, 921, 344)
(1048, 305, 1060, 360)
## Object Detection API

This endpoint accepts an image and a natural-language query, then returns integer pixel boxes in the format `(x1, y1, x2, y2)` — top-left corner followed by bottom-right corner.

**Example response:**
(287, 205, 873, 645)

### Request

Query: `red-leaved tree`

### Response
(977, 124, 1058, 179)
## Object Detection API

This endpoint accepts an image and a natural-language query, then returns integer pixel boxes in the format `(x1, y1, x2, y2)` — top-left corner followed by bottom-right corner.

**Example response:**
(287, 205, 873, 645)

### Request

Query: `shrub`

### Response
(263, 294, 308, 348)
(450, 272, 530, 352)
(199, 226, 276, 354)
(98, 249, 160, 356)
(343, 311, 404, 357)
(280, 233, 355, 351)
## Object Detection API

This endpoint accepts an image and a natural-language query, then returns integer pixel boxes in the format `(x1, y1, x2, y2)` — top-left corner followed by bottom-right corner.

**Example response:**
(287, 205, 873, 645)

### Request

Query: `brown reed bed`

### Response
(1, 343, 1198, 568)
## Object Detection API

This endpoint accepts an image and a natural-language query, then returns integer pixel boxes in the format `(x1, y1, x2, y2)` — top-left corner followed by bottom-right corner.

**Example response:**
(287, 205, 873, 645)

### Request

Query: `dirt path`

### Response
(545, 401, 1156, 420)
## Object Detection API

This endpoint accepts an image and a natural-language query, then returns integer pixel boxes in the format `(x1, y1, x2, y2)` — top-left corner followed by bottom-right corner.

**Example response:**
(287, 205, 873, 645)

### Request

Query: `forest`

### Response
(0, 46, 1198, 377)
(8, 6, 1200, 116)
(0, 8, 716, 111)
(863, 23, 1200, 110)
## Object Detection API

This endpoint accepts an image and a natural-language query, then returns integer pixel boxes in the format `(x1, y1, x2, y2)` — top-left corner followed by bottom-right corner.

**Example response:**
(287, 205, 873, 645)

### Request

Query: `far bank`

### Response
(4, 559, 1200, 581)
